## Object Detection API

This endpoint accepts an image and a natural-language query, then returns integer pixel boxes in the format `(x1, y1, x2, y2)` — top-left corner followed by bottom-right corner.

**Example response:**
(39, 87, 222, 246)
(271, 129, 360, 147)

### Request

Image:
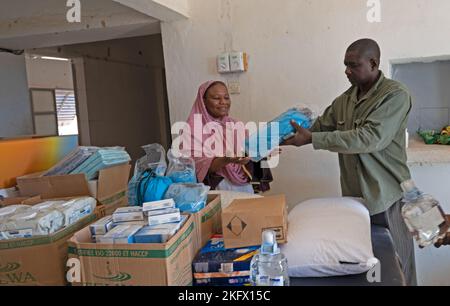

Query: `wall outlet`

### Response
(228, 80, 240, 94)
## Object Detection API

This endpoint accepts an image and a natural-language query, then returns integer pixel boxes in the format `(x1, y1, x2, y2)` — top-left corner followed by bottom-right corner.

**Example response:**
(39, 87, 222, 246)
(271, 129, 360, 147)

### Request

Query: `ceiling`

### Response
(0, 0, 161, 50)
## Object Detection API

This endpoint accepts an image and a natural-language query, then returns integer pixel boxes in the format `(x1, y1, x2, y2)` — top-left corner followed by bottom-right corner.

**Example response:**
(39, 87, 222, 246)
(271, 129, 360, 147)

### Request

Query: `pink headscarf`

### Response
(184, 81, 249, 186)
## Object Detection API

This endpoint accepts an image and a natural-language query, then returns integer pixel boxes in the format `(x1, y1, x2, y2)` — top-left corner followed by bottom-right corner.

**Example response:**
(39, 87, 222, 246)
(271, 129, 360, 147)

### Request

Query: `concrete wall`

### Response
(33, 34, 170, 161)
(0, 52, 33, 138)
(0, 0, 160, 50)
(393, 60, 450, 133)
(25, 57, 74, 90)
(160, 0, 450, 285)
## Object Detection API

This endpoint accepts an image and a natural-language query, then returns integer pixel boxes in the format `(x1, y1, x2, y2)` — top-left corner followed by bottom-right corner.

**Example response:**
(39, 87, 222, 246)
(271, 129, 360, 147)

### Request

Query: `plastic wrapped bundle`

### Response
(0, 209, 65, 237)
(136, 144, 168, 177)
(54, 197, 96, 226)
(30, 201, 65, 212)
(137, 172, 173, 205)
(129, 144, 168, 206)
(70, 147, 131, 180)
(42, 147, 99, 176)
(0, 205, 31, 222)
(166, 149, 197, 184)
(245, 107, 316, 162)
(164, 183, 210, 213)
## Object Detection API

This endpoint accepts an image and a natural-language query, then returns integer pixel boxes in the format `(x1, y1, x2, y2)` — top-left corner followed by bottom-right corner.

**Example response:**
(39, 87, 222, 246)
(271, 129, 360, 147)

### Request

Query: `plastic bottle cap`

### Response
(400, 179, 416, 193)
(263, 231, 274, 244)
(261, 230, 279, 255)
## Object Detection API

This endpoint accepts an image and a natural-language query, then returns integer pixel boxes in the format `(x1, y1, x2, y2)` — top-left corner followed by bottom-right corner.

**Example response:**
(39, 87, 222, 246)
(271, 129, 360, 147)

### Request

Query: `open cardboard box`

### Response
(16, 163, 131, 215)
(190, 194, 222, 254)
(68, 215, 196, 286)
(0, 196, 99, 286)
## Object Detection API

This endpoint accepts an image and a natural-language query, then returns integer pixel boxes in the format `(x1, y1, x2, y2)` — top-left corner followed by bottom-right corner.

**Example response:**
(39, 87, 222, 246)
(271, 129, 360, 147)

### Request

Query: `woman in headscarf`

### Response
(184, 80, 255, 193)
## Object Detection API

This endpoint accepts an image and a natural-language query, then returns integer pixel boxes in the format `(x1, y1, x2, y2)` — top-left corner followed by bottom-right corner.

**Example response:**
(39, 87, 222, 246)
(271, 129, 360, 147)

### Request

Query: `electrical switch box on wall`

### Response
(229, 52, 248, 72)
(217, 52, 248, 74)
(217, 53, 231, 73)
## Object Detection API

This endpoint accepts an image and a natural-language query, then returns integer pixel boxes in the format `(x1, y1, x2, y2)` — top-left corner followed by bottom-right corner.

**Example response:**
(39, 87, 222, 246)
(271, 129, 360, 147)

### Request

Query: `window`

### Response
(30, 88, 78, 136)
(392, 60, 450, 133)
(55, 89, 78, 136)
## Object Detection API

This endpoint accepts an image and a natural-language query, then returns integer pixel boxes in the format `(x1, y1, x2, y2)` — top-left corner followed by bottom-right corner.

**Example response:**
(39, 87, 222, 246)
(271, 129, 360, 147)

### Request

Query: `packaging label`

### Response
(0, 262, 38, 285)
(256, 275, 284, 286)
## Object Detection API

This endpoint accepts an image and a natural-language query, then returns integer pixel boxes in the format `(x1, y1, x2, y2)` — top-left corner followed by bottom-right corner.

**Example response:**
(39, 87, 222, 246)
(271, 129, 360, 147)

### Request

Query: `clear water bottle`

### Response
(401, 180, 449, 248)
(250, 230, 289, 286)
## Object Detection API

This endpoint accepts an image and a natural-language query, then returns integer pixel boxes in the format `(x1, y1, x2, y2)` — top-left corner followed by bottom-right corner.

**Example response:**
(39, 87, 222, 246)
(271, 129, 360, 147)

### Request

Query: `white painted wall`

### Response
(0, 52, 33, 138)
(161, 0, 450, 207)
(160, 0, 450, 285)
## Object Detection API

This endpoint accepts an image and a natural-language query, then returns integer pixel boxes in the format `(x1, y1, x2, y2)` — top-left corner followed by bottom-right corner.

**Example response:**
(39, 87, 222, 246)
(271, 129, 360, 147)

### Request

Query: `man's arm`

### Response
(310, 103, 337, 133)
(282, 102, 337, 147)
(312, 90, 411, 154)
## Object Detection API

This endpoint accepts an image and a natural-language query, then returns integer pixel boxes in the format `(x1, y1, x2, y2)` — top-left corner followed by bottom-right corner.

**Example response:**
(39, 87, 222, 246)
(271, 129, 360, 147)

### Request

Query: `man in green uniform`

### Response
(283, 38, 416, 286)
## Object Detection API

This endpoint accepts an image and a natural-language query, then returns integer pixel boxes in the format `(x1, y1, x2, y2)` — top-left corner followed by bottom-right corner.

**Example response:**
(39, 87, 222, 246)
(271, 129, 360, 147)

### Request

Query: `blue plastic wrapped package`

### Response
(42, 146, 98, 176)
(164, 183, 210, 213)
(245, 107, 316, 162)
(135, 170, 173, 206)
(128, 144, 168, 206)
(70, 147, 131, 180)
(166, 150, 197, 184)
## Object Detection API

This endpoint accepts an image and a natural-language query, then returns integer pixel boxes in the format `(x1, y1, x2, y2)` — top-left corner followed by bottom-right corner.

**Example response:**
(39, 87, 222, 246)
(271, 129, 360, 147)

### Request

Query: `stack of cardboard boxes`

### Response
(0, 163, 131, 286)
(191, 194, 288, 286)
(1, 152, 288, 287)
(68, 194, 222, 286)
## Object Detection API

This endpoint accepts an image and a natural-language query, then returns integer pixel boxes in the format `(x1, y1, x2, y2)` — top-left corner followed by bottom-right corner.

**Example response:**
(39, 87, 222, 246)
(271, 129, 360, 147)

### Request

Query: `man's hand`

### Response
(280, 120, 313, 147)
(435, 215, 450, 248)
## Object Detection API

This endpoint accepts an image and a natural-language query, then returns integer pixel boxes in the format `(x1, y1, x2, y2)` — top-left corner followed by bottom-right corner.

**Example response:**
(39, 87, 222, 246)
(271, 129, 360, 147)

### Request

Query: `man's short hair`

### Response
(347, 39, 381, 62)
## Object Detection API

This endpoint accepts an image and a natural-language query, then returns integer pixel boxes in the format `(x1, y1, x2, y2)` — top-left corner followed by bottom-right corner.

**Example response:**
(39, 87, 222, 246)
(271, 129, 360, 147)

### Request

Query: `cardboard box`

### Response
(0, 195, 42, 207)
(0, 211, 96, 286)
(221, 194, 288, 249)
(68, 215, 196, 286)
(16, 163, 131, 215)
(191, 194, 222, 254)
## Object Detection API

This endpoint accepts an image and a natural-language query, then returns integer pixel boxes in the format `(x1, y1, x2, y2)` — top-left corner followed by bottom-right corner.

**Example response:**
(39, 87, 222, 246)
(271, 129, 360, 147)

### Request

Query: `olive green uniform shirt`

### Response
(311, 72, 412, 215)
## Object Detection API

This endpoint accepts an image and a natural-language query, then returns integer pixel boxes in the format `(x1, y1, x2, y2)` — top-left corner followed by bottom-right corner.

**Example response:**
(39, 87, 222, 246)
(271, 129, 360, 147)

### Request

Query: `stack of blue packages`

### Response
(245, 107, 315, 162)
(70, 147, 131, 180)
(192, 235, 259, 286)
(167, 166, 196, 184)
(163, 183, 210, 213)
(42, 147, 99, 176)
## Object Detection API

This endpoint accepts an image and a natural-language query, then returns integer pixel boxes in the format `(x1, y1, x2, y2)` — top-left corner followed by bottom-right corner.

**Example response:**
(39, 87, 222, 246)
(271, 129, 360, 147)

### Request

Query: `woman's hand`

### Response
(209, 157, 250, 173)
(226, 157, 251, 165)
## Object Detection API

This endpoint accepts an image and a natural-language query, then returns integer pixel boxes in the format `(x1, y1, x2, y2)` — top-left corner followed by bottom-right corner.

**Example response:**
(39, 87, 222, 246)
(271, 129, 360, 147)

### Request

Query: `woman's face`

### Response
(204, 83, 231, 119)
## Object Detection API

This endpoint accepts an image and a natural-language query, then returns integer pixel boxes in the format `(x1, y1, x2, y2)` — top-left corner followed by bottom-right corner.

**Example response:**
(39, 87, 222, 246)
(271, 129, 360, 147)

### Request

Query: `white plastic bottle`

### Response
(401, 179, 449, 248)
(250, 230, 289, 286)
